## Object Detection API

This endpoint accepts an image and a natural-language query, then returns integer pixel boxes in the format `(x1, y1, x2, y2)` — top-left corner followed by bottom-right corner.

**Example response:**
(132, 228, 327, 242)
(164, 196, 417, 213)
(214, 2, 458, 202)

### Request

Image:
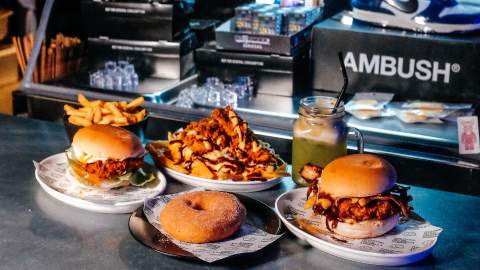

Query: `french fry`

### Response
(100, 108, 111, 114)
(68, 115, 92, 127)
(158, 154, 189, 174)
(93, 107, 102, 123)
(66, 110, 87, 117)
(113, 116, 128, 126)
(105, 101, 117, 107)
(127, 116, 137, 124)
(78, 94, 90, 107)
(135, 109, 146, 122)
(106, 102, 123, 118)
(118, 101, 128, 111)
(78, 107, 89, 112)
(122, 112, 137, 124)
(98, 115, 115, 125)
(191, 160, 215, 179)
(102, 115, 117, 123)
(88, 100, 104, 107)
(126, 97, 145, 110)
(98, 118, 112, 125)
(65, 95, 146, 127)
(64, 104, 75, 113)
(84, 107, 94, 121)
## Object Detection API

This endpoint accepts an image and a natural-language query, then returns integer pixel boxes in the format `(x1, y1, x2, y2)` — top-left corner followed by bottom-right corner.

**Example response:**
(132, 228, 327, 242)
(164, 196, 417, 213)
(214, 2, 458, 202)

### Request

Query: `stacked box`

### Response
(235, 4, 268, 32)
(287, 7, 322, 35)
(88, 33, 198, 80)
(196, 43, 310, 97)
(82, 0, 199, 83)
(81, 0, 192, 42)
(233, 4, 322, 35)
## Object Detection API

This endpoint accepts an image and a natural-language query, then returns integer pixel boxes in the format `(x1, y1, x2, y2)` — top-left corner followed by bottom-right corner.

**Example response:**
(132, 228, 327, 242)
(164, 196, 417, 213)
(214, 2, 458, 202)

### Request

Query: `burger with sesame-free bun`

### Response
(301, 154, 412, 239)
(66, 124, 156, 189)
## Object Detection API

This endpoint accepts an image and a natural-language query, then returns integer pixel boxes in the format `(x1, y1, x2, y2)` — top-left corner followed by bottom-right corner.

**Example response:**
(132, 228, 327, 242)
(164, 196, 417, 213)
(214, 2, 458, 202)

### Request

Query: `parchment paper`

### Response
(143, 191, 283, 262)
(286, 195, 443, 254)
(33, 154, 164, 204)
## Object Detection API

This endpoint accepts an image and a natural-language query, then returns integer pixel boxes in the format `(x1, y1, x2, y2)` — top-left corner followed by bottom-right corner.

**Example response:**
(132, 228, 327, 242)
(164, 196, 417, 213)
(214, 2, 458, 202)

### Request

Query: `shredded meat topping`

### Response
(156, 106, 285, 181)
(311, 188, 412, 230)
(81, 158, 144, 180)
(336, 196, 401, 221)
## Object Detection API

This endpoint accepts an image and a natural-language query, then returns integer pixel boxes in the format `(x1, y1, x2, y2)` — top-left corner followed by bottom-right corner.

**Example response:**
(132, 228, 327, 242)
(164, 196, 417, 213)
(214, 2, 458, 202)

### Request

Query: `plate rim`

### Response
(129, 192, 285, 260)
(275, 187, 439, 259)
(148, 140, 288, 185)
(162, 165, 285, 186)
(35, 153, 168, 212)
(128, 208, 198, 260)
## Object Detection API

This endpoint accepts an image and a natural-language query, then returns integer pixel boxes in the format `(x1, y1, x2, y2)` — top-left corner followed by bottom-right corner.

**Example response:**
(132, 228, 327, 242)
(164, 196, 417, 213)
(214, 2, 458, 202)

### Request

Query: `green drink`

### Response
(292, 136, 347, 186)
(291, 96, 363, 186)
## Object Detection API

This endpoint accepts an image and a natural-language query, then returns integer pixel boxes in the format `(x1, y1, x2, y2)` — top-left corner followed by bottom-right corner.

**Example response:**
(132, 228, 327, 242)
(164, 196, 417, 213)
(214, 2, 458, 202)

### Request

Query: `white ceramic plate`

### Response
(34, 153, 167, 214)
(275, 188, 440, 266)
(162, 166, 286, 193)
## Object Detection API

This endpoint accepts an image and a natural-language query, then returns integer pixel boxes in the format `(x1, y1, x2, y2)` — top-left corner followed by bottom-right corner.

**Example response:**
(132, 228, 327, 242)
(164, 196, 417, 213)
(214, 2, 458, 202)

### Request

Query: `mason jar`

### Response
(292, 96, 364, 186)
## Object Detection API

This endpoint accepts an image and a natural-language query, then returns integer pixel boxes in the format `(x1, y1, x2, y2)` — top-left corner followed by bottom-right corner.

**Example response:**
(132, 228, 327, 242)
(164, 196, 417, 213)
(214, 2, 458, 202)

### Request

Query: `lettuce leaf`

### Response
(129, 168, 156, 187)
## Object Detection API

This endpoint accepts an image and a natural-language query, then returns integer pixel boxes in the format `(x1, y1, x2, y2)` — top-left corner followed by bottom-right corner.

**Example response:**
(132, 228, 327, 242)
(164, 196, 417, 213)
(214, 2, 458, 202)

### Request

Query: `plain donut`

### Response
(159, 191, 247, 243)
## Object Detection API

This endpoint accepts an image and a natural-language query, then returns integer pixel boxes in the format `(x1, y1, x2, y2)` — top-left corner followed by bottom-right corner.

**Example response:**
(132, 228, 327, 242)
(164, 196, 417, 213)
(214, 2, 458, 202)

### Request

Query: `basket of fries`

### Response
(63, 94, 148, 141)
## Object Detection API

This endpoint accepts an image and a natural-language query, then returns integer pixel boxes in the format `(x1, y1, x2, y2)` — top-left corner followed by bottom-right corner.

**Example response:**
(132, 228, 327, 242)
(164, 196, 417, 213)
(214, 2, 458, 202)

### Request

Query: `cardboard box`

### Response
(311, 12, 480, 105)
(214, 0, 350, 55)
(88, 33, 198, 80)
(215, 17, 314, 56)
(195, 42, 310, 96)
(81, 0, 192, 42)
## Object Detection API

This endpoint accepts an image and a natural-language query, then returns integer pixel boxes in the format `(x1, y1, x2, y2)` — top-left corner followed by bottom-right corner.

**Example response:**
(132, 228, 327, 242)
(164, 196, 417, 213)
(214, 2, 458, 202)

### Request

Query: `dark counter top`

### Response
(0, 114, 478, 269)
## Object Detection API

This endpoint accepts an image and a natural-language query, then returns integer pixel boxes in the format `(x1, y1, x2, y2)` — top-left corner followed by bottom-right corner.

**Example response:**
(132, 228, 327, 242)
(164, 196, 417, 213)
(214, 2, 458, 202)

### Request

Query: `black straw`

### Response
(332, 52, 348, 113)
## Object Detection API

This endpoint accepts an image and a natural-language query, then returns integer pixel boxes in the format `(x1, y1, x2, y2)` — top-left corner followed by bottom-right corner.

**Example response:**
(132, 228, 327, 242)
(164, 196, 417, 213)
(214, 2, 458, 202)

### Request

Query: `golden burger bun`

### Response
(319, 154, 397, 198)
(72, 124, 145, 160)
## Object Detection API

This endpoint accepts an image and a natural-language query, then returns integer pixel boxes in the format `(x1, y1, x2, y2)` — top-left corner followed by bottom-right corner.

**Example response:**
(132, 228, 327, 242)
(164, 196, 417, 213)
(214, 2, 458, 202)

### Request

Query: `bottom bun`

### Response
(332, 214, 400, 239)
(305, 214, 400, 239)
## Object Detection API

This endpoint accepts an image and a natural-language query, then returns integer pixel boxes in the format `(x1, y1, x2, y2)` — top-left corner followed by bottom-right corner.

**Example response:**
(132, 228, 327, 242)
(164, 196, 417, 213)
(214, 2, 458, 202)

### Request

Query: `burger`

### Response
(301, 154, 411, 239)
(66, 124, 155, 189)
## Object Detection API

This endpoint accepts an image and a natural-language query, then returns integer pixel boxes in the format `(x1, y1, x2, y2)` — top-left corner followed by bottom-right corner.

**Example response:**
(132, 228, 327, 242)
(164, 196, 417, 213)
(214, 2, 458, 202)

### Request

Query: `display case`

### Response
(16, 0, 480, 196)
(17, 0, 199, 102)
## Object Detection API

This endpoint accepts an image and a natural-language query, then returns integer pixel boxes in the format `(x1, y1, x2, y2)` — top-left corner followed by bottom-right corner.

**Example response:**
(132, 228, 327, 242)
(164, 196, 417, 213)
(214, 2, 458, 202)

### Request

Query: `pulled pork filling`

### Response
(306, 184, 412, 231)
(81, 158, 144, 180)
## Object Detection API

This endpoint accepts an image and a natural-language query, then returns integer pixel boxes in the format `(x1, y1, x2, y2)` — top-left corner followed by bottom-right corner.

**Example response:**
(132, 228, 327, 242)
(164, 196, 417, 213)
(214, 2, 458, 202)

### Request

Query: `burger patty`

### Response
(81, 158, 144, 180)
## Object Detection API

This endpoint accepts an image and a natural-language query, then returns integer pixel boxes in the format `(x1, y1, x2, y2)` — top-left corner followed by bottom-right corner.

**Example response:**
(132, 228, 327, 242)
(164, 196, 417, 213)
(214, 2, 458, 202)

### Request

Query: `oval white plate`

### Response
(275, 188, 439, 266)
(162, 166, 285, 193)
(34, 153, 167, 214)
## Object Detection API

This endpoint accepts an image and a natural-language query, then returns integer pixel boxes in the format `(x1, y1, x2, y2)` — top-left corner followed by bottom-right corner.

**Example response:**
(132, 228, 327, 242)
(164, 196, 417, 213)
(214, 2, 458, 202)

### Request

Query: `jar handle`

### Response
(348, 127, 364, 153)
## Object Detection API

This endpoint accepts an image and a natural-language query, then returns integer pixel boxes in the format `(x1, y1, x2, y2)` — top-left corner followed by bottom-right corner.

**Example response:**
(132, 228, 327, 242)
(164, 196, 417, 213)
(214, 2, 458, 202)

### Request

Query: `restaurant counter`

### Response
(0, 114, 479, 269)
(13, 84, 480, 196)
